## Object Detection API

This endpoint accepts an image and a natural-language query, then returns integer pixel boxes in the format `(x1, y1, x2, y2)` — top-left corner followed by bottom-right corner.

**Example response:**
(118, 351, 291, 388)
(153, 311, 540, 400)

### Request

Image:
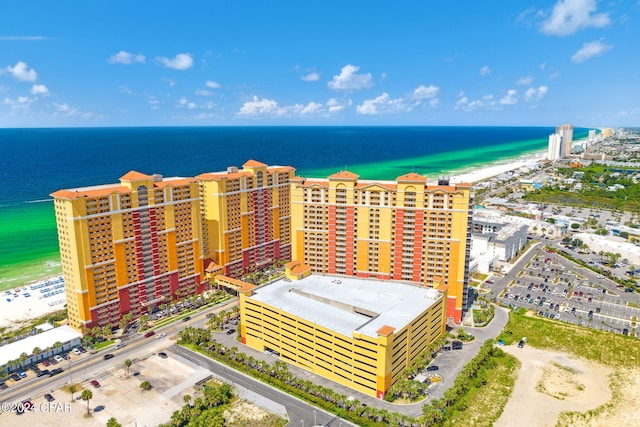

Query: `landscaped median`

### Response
(177, 327, 519, 427)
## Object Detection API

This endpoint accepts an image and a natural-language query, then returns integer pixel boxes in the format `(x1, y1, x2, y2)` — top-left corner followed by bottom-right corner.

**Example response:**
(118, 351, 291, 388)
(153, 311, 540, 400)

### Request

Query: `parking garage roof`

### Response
(247, 275, 442, 339)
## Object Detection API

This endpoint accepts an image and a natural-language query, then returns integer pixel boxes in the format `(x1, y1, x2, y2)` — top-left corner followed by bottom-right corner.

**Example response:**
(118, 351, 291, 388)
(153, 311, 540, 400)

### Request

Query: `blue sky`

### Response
(1, 1, 639, 128)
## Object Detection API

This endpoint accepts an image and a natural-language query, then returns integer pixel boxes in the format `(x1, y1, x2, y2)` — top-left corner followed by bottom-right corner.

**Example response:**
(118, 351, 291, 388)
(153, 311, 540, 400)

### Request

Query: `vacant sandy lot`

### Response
(3, 350, 285, 427)
(496, 344, 640, 427)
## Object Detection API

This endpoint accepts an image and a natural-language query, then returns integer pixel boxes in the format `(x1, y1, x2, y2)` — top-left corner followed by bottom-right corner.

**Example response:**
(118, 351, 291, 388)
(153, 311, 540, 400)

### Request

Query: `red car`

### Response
(90, 380, 101, 388)
(144, 330, 155, 338)
(41, 359, 51, 367)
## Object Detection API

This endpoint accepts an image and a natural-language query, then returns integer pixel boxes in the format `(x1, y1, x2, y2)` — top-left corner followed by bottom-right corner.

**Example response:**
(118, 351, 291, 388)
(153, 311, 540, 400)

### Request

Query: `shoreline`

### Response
(0, 151, 549, 292)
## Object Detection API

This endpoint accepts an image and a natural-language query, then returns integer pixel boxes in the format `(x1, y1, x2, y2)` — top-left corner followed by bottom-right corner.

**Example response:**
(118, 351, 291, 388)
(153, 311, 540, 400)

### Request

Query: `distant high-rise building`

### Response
(547, 133, 562, 161)
(556, 124, 574, 157)
(601, 128, 612, 139)
(588, 129, 596, 144)
(51, 172, 204, 331)
(197, 160, 296, 278)
(290, 171, 473, 323)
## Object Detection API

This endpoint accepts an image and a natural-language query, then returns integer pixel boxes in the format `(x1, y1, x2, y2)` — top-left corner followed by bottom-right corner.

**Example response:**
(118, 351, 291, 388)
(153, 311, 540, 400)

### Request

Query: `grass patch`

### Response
(92, 339, 114, 350)
(442, 351, 520, 427)
(497, 310, 640, 367)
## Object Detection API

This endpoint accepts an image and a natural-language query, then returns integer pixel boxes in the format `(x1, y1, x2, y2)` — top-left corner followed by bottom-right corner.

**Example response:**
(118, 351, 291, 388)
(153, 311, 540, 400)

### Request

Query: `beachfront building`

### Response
(197, 160, 296, 279)
(1, 325, 82, 374)
(547, 133, 562, 161)
(556, 124, 574, 157)
(238, 273, 447, 399)
(51, 172, 204, 331)
(290, 171, 473, 323)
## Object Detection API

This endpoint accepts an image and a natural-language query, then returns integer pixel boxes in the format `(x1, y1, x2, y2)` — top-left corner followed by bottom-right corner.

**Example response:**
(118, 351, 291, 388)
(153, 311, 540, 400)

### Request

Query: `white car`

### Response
(53, 355, 64, 362)
(72, 348, 81, 356)
(155, 333, 167, 339)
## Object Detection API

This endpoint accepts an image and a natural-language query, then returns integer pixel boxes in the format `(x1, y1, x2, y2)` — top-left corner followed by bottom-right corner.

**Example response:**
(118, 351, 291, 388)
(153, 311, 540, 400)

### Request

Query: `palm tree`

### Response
(66, 383, 80, 402)
(81, 389, 93, 415)
(140, 381, 152, 391)
(106, 418, 122, 427)
(124, 359, 132, 378)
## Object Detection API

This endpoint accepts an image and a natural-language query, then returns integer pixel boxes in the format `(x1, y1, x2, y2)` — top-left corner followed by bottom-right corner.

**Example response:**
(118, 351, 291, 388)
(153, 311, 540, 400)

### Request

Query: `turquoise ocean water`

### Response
(0, 126, 588, 289)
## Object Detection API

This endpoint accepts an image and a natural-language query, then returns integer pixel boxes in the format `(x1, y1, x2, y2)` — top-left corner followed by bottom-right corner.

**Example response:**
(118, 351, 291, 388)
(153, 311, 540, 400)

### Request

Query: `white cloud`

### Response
(52, 102, 101, 120)
(156, 53, 193, 70)
(176, 97, 197, 109)
(206, 80, 221, 89)
(524, 86, 549, 102)
(480, 65, 491, 76)
(357, 84, 440, 115)
(3, 61, 37, 81)
(540, 0, 610, 36)
(301, 72, 320, 82)
(108, 51, 146, 64)
(356, 93, 411, 115)
(499, 90, 518, 105)
(195, 89, 213, 96)
(238, 96, 281, 116)
(30, 84, 48, 95)
(413, 85, 439, 100)
(326, 98, 345, 113)
(238, 96, 344, 117)
(4, 96, 35, 110)
(327, 64, 373, 91)
(517, 76, 533, 85)
(571, 39, 612, 63)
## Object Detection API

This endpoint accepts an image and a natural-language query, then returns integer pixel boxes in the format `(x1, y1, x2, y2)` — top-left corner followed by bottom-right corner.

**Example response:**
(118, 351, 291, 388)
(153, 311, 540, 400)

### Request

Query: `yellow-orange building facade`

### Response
(51, 172, 203, 331)
(290, 171, 473, 323)
(239, 274, 447, 399)
(197, 160, 295, 278)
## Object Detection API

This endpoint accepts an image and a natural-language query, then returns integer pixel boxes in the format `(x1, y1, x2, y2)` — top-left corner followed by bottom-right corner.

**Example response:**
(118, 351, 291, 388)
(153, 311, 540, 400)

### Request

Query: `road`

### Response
(172, 346, 355, 427)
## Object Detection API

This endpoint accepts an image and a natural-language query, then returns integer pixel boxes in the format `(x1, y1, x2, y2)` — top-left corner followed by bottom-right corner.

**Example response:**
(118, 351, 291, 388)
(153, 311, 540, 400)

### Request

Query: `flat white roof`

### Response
(248, 275, 442, 339)
(0, 325, 82, 367)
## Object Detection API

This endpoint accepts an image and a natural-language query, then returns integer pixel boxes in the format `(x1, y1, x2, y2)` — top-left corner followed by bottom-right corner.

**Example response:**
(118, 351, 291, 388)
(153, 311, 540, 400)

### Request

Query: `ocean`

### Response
(0, 126, 588, 289)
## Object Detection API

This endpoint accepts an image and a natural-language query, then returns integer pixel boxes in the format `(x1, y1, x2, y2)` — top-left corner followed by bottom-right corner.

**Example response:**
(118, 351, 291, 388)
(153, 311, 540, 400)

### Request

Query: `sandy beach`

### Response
(0, 275, 66, 330)
(449, 155, 546, 184)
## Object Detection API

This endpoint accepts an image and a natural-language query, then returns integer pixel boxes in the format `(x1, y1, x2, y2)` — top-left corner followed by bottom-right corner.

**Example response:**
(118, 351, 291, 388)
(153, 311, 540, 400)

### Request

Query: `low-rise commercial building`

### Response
(238, 273, 446, 399)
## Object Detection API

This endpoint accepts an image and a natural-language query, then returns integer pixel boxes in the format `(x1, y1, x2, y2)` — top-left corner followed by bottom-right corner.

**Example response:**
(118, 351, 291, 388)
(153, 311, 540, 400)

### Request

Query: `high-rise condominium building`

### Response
(290, 171, 473, 323)
(51, 172, 203, 331)
(197, 160, 296, 278)
(556, 124, 574, 157)
(547, 133, 562, 161)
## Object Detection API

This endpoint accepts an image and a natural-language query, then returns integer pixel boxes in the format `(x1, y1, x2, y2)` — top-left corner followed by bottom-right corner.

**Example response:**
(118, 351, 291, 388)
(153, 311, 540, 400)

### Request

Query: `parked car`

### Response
(37, 370, 50, 377)
(226, 329, 236, 335)
(17, 371, 27, 379)
(426, 365, 439, 371)
(44, 393, 55, 402)
(41, 359, 51, 367)
(48, 368, 64, 377)
(0, 382, 8, 390)
(53, 355, 64, 363)
(452, 341, 463, 350)
(72, 348, 82, 355)
(90, 380, 101, 388)
(158, 352, 168, 359)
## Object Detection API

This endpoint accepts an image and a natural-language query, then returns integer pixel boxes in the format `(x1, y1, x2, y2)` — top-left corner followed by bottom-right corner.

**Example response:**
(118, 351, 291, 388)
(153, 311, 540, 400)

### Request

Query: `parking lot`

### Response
(1, 345, 91, 392)
(492, 246, 640, 336)
(5, 349, 209, 426)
